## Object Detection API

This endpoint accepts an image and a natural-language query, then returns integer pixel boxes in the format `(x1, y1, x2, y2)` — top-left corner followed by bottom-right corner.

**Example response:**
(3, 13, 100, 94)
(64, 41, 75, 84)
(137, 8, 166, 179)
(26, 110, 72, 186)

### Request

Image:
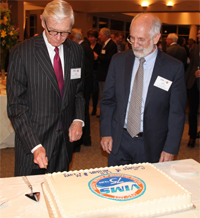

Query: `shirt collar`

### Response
(170, 42, 177, 46)
(43, 30, 63, 51)
(104, 38, 111, 47)
(135, 45, 158, 65)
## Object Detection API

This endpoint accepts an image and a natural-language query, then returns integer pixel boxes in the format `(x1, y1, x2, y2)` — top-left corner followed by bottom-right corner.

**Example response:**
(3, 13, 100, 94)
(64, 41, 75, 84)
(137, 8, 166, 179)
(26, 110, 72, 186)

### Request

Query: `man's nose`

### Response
(132, 41, 140, 47)
(55, 33, 62, 40)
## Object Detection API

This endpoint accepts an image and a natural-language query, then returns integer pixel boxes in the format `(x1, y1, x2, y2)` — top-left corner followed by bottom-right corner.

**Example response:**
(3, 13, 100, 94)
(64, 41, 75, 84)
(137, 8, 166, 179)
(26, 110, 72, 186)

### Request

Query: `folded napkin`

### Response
(170, 163, 198, 178)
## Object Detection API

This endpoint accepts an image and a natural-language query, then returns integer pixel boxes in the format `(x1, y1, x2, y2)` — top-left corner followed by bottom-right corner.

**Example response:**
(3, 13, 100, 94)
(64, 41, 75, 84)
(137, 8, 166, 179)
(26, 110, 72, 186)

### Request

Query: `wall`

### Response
(8, 1, 24, 42)
(73, 12, 93, 36)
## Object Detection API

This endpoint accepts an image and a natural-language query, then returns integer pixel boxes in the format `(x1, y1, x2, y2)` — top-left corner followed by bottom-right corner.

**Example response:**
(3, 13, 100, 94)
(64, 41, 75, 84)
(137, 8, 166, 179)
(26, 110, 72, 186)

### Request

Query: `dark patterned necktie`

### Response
(54, 47, 64, 98)
(127, 57, 146, 138)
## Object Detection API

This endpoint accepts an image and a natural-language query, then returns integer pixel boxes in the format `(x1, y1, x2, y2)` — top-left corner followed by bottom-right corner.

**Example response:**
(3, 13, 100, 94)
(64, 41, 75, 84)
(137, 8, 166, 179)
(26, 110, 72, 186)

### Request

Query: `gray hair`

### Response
(100, 28, 111, 38)
(131, 13, 162, 37)
(70, 28, 83, 40)
(167, 33, 178, 42)
(42, 0, 74, 27)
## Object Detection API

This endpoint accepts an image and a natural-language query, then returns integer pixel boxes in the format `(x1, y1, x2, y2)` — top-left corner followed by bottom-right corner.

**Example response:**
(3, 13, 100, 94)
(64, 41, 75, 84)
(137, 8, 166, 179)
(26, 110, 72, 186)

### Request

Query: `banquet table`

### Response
(0, 159, 200, 218)
(0, 79, 15, 149)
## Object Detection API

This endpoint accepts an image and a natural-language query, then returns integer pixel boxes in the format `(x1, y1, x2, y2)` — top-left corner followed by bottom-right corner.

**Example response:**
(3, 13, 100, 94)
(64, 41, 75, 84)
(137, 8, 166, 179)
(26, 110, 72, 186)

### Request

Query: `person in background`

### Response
(178, 37, 190, 59)
(188, 38, 195, 56)
(7, 0, 85, 176)
(70, 28, 94, 151)
(87, 29, 102, 116)
(185, 29, 200, 147)
(93, 27, 117, 117)
(111, 33, 115, 41)
(114, 31, 126, 52)
(157, 40, 166, 52)
(166, 33, 187, 70)
(100, 13, 186, 166)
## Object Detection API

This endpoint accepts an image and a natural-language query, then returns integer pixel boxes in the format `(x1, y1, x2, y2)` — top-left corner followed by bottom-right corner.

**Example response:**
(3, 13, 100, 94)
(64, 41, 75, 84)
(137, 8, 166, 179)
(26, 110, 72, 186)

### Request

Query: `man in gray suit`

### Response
(166, 33, 187, 70)
(7, 0, 85, 176)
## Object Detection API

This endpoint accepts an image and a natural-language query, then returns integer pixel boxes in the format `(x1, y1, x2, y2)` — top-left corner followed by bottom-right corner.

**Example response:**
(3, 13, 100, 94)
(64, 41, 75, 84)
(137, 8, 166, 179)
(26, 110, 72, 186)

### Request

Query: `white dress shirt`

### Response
(43, 31, 65, 76)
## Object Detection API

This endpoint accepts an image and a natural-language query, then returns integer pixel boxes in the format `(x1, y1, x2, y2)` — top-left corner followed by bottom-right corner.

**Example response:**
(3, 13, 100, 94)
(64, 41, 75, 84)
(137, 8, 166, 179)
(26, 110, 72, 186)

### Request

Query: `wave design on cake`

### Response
(89, 174, 146, 201)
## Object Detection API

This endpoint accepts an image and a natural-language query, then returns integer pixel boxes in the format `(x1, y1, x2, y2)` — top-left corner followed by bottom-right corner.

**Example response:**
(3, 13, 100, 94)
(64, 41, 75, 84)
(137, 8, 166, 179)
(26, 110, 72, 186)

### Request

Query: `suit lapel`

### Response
(34, 34, 61, 98)
(104, 39, 113, 50)
(124, 51, 135, 103)
(145, 50, 164, 109)
(62, 40, 73, 103)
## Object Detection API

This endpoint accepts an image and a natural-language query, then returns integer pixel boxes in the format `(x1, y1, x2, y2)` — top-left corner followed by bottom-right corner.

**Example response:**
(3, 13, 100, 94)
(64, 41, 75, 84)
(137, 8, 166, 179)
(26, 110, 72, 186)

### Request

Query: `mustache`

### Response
(132, 47, 143, 51)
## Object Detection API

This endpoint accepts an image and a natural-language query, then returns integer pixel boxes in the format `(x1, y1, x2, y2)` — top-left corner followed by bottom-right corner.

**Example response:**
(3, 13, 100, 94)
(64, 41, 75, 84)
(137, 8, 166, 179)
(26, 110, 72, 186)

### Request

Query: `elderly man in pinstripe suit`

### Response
(7, 0, 85, 176)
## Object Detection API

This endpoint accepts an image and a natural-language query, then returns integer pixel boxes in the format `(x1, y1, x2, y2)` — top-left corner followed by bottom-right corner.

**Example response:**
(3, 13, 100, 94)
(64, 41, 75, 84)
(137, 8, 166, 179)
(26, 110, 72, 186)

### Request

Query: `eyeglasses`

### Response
(44, 21, 71, 37)
(127, 35, 153, 46)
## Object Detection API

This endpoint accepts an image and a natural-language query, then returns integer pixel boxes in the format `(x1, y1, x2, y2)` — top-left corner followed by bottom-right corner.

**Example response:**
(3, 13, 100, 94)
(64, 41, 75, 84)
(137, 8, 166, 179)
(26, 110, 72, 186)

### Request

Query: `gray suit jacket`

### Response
(166, 43, 187, 70)
(100, 49, 187, 163)
(7, 33, 85, 174)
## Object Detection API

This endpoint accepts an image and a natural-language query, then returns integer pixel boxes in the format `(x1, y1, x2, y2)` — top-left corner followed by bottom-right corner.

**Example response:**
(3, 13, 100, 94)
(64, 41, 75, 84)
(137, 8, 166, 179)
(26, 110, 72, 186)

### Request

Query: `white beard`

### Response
(132, 40, 155, 58)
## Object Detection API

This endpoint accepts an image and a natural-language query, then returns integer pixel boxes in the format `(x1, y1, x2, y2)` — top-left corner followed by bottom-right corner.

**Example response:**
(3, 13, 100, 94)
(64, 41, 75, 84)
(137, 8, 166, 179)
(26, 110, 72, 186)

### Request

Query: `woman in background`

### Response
(87, 29, 102, 116)
(157, 40, 166, 52)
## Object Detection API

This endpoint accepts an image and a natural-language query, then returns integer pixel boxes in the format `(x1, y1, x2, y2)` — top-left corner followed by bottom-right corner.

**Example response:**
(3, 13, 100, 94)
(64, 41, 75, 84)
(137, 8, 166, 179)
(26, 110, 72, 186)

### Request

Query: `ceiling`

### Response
(23, 0, 200, 12)
(22, 0, 200, 24)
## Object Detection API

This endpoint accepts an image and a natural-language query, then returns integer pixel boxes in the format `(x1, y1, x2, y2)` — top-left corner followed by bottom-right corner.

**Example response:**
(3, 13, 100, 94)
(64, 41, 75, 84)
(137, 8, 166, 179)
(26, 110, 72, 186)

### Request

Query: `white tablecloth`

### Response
(0, 159, 199, 218)
(0, 81, 15, 149)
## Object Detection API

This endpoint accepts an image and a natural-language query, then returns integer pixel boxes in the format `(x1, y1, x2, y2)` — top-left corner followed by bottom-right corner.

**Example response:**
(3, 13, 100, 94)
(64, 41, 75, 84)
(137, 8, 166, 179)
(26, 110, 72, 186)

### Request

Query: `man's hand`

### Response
(195, 69, 200, 78)
(101, 136, 113, 154)
(69, 120, 83, 142)
(159, 151, 174, 162)
(93, 51, 98, 60)
(33, 146, 48, 168)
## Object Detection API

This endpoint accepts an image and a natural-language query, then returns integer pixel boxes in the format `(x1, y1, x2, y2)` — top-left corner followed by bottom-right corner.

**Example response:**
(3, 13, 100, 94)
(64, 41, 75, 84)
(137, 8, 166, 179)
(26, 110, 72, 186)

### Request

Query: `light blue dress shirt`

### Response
(124, 46, 158, 133)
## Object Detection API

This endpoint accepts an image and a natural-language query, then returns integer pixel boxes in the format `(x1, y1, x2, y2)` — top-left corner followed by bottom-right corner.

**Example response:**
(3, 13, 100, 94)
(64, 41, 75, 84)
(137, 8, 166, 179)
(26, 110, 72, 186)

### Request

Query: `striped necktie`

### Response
(127, 57, 146, 138)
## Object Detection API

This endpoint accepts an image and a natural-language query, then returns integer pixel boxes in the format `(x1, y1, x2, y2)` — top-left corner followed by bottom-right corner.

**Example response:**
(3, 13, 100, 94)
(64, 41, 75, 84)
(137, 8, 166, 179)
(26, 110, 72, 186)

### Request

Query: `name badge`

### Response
(153, 76, 172, 91)
(101, 49, 106, 54)
(70, 68, 81, 79)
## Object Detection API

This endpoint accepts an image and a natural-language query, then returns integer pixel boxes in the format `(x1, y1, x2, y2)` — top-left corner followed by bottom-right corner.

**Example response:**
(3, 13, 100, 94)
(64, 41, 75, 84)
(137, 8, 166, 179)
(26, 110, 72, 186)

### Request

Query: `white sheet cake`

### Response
(42, 163, 194, 218)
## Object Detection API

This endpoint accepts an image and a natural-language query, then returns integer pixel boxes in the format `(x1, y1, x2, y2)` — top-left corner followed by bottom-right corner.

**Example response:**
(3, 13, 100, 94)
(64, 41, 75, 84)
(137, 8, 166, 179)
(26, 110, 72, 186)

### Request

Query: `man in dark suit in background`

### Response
(93, 28, 117, 101)
(166, 33, 187, 70)
(7, 0, 85, 176)
(185, 29, 200, 148)
(114, 31, 126, 52)
(100, 13, 187, 166)
(70, 28, 94, 151)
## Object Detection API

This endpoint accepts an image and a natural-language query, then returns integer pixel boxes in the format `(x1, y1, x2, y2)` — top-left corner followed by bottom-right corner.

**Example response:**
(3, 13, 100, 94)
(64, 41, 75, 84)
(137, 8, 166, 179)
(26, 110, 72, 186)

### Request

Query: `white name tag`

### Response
(153, 76, 172, 91)
(70, 68, 81, 79)
(101, 49, 106, 54)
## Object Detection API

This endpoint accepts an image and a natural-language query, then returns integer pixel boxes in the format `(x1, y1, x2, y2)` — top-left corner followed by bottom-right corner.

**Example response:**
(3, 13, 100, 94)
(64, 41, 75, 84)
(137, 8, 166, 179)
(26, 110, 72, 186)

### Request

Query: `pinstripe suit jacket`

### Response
(7, 33, 85, 174)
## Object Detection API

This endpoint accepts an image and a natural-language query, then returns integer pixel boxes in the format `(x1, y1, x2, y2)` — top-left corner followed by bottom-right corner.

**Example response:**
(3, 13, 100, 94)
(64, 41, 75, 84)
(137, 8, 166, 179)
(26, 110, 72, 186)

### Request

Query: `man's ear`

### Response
(153, 33, 161, 45)
(40, 15, 45, 29)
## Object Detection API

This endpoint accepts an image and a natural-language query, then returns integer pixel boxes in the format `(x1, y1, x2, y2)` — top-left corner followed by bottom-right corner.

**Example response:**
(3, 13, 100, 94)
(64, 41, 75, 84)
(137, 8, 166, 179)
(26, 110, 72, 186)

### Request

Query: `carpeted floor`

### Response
(0, 106, 199, 178)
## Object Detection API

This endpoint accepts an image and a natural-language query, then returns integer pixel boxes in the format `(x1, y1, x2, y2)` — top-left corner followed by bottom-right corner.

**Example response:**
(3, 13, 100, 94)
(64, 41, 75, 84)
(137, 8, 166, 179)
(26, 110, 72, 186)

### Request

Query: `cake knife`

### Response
(23, 176, 40, 202)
